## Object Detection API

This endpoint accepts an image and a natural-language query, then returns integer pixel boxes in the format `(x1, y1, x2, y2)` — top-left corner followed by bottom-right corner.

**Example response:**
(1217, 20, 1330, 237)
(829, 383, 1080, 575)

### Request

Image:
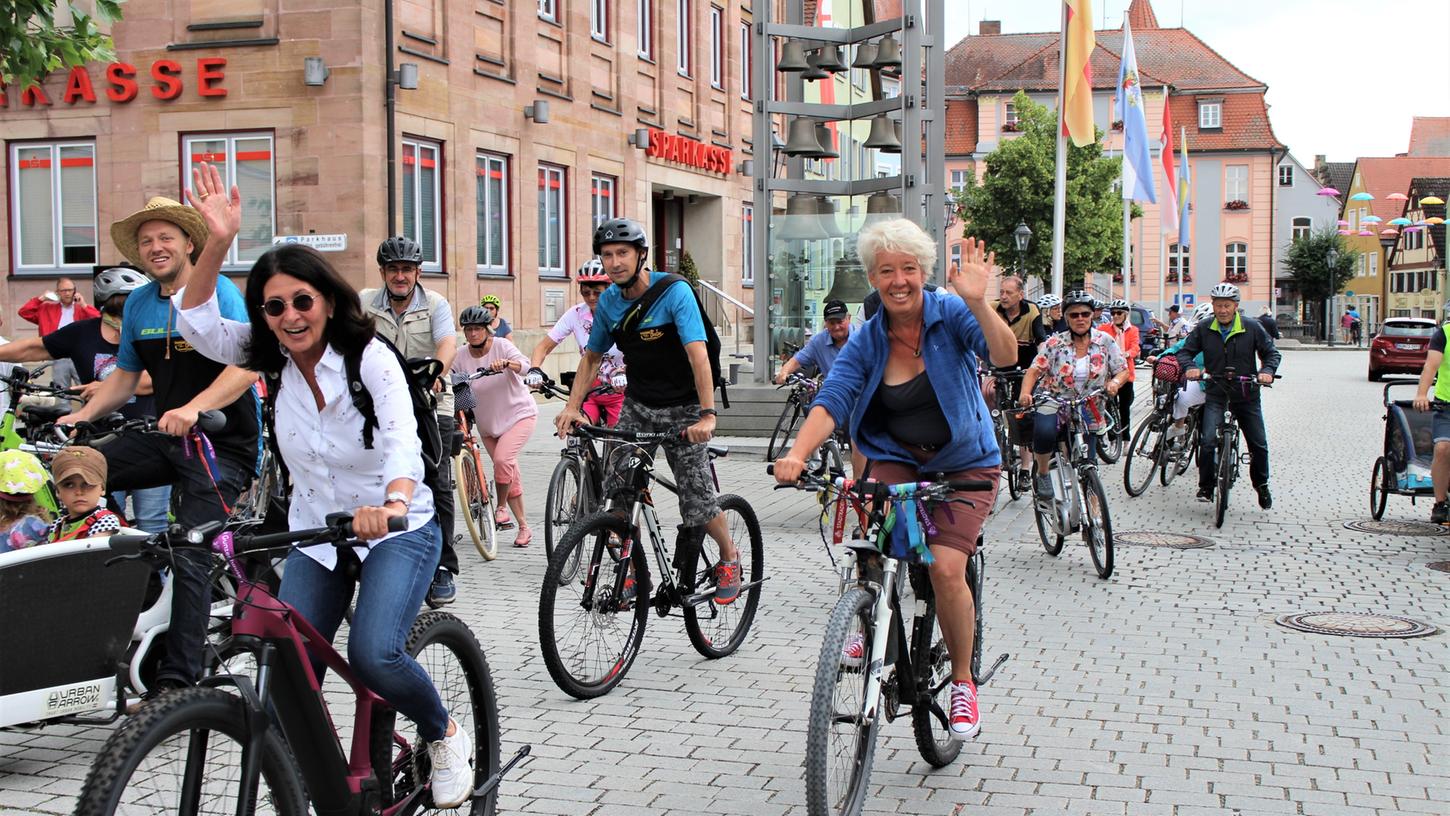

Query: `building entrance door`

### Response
(653, 195, 685, 274)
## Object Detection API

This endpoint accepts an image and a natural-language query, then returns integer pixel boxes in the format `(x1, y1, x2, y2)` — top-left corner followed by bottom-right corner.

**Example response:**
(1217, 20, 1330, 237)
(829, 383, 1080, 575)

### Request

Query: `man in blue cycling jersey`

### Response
(775, 299, 852, 383)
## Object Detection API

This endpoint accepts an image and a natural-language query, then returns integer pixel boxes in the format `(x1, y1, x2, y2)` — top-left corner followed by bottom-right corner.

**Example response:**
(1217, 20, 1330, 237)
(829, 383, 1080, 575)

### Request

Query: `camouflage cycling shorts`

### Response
(613, 400, 720, 526)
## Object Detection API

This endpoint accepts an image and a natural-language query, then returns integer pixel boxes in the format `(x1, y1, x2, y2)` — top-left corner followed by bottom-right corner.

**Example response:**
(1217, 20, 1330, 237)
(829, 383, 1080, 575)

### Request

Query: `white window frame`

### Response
(1168, 243, 1190, 280)
(590, 173, 616, 229)
(950, 169, 969, 193)
(591, 0, 608, 40)
(742, 204, 754, 285)
(8, 140, 98, 274)
(1278, 164, 1294, 186)
(1225, 164, 1248, 203)
(1199, 102, 1221, 129)
(709, 5, 724, 89)
(676, 0, 691, 76)
(739, 21, 751, 99)
(183, 132, 277, 269)
(1369, 252, 1378, 277)
(1004, 101, 1017, 126)
(1291, 216, 1311, 242)
(950, 243, 962, 273)
(538, 164, 568, 278)
(1224, 242, 1247, 279)
(638, 0, 652, 58)
(401, 137, 443, 272)
(476, 152, 509, 276)
(539, 0, 558, 23)
(1350, 209, 1359, 230)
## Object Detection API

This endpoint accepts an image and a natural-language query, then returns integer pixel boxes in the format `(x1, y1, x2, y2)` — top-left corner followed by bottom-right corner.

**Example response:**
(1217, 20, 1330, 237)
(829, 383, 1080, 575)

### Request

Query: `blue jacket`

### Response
(813, 289, 1000, 472)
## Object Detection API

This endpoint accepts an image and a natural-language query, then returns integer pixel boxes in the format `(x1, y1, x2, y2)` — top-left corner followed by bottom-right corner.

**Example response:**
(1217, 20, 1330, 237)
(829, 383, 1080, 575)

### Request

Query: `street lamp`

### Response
(944, 198, 958, 229)
(1325, 246, 1339, 346)
(1013, 221, 1032, 276)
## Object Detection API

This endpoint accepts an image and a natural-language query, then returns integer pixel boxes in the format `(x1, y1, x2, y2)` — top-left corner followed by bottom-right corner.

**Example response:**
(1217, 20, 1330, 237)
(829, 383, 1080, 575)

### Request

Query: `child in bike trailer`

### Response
(0, 450, 55, 552)
(48, 446, 122, 542)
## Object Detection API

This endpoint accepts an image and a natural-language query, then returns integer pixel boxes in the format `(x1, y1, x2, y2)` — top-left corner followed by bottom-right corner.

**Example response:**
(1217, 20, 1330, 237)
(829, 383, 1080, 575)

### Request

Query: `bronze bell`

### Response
(778, 193, 832, 242)
(814, 123, 839, 160)
(783, 117, 826, 157)
(777, 40, 810, 72)
(862, 191, 901, 227)
(851, 42, 878, 69)
(815, 196, 844, 237)
(864, 115, 902, 152)
(802, 52, 830, 80)
(872, 36, 902, 72)
(825, 251, 873, 303)
(815, 45, 847, 73)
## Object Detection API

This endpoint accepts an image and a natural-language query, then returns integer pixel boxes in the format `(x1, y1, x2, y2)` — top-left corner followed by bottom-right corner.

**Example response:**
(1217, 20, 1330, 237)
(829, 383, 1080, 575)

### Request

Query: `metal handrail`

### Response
(695, 279, 755, 316)
(694, 279, 754, 363)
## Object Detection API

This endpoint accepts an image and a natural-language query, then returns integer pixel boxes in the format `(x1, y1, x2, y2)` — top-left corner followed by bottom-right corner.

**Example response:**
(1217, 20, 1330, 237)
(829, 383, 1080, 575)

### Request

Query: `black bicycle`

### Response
(534, 373, 622, 560)
(986, 368, 1027, 501)
(766, 373, 821, 461)
(1197, 371, 1278, 528)
(537, 425, 764, 698)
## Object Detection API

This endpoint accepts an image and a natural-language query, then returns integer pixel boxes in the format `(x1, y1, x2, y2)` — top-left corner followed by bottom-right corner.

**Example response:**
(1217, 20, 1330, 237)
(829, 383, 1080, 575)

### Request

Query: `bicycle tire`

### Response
(543, 455, 588, 566)
(766, 399, 801, 461)
(1370, 456, 1388, 521)
(75, 686, 307, 816)
(538, 511, 650, 699)
(1122, 415, 1160, 497)
(457, 450, 498, 561)
(1080, 468, 1114, 579)
(1000, 420, 1023, 501)
(1033, 489, 1065, 556)
(398, 611, 501, 816)
(683, 494, 764, 659)
(804, 586, 879, 816)
(909, 577, 963, 768)
(1097, 405, 1123, 464)
(967, 552, 985, 685)
(1214, 429, 1235, 529)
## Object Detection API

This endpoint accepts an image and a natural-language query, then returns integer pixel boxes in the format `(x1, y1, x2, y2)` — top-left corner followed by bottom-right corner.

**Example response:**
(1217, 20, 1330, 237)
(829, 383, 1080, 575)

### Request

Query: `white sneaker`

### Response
(428, 718, 475, 809)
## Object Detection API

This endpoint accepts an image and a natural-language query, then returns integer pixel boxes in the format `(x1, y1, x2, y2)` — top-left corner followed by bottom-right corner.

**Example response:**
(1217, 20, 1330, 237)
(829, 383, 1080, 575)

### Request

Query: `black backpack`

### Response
(619, 273, 731, 408)
(262, 334, 445, 502)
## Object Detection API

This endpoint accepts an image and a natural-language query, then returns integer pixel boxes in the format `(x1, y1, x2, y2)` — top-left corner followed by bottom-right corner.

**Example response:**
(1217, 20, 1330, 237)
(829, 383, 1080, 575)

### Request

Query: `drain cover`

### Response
(1429, 562, 1450, 574)
(1276, 612, 1439, 638)
(1342, 519, 1450, 536)
(1114, 531, 1214, 549)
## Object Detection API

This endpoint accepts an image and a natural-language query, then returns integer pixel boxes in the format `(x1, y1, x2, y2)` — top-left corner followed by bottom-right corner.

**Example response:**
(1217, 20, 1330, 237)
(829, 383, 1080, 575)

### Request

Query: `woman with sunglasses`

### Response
(525, 259, 626, 427)
(1018, 290, 1130, 500)
(171, 164, 475, 808)
(1103, 299, 1140, 442)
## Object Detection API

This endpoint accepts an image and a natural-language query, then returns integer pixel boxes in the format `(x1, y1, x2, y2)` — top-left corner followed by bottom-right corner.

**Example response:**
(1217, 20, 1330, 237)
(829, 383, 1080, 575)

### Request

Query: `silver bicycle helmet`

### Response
(459, 305, 494, 326)
(1108, 298, 1130, 310)
(1208, 282, 1241, 302)
(93, 267, 149, 302)
(1037, 294, 1061, 310)
(1192, 302, 1214, 322)
(376, 235, 423, 266)
(1063, 290, 1096, 309)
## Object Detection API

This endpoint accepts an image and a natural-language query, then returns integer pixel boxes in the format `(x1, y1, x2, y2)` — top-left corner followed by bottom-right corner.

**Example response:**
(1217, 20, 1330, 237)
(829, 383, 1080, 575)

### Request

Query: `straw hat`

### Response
(109, 196, 209, 268)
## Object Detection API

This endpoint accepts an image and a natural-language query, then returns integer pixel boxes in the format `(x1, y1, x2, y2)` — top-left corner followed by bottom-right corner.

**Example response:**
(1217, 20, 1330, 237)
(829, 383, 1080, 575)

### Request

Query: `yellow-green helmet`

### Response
(0, 450, 50, 499)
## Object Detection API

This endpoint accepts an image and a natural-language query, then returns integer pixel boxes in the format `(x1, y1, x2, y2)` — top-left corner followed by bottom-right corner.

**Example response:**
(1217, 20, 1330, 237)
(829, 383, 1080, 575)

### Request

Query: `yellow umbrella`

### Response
(1421, 196, 1446, 206)
(1426, 216, 1446, 225)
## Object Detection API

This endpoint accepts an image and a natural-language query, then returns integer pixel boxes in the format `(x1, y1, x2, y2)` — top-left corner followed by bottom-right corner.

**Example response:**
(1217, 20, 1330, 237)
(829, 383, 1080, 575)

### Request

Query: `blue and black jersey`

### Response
(587, 271, 707, 408)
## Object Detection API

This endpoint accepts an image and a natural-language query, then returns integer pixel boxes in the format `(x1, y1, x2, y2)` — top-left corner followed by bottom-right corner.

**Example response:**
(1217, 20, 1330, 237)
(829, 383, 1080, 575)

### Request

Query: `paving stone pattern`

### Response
(2, 350, 1446, 815)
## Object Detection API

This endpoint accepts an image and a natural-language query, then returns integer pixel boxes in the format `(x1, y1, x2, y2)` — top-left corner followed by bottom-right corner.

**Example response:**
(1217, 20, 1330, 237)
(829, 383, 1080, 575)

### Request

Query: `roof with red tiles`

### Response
(1166, 93, 1285, 152)
(1127, 0, 1160, 30)
(1354, 158, 1450, 223)
(1408, 117, 1450, 157)
(946, 99, 978, 155)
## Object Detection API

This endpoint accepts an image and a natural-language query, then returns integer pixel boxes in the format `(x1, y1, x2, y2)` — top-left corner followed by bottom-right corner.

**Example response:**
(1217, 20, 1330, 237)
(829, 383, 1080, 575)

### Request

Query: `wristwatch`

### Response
(698, 408, 719, 418)
(384, 491, 410, 508)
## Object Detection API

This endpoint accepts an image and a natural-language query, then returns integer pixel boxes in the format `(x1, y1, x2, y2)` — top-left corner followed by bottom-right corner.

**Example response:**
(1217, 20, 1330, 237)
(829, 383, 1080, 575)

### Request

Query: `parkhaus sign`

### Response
(0, 58, 229, 107)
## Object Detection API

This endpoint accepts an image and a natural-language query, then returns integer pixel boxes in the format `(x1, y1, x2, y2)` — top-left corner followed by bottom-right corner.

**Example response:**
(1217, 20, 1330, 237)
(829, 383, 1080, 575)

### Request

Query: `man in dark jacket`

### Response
(1256, 307, 1281, 340)
(1176, 283, 1282, 509)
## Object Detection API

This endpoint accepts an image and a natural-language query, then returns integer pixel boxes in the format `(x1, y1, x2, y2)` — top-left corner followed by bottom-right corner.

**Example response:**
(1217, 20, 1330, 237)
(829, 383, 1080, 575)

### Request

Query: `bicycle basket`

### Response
(451, 378, 477, 412)
(1153, 355, 1182, 385)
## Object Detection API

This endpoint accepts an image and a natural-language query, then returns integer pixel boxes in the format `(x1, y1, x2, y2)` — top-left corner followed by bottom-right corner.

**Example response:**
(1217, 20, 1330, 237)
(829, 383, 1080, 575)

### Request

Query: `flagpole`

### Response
(1157, 220, 1166, 315)
(1051, 3, 1069, 297)
(1122, 198, 1131, 303)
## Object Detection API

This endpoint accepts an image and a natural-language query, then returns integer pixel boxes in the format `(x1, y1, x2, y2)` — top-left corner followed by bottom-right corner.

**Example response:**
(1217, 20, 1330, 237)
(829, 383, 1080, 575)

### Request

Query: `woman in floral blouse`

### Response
(1018, 290, 1130, 499)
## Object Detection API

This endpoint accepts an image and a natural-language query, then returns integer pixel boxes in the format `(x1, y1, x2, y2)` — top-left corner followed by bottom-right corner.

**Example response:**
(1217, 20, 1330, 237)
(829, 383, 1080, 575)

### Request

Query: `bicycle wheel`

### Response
(805, 587, 879, 816)
(765, 400, 801, 461)
(538, 511, 650, 699)
(1032, 467, 1065, 557)
(1162, 415, 1194, 486)
(909, 582, 963, 768)
(1000, 421, 1023, 501)
(1080, 468, 1114, 579)
(1122, 415, 1162, 497)
(683, 494, 764, 659)
(397, 611, 501, 816)
(1370, 456, 1389, 521)
(543, 455, 588, 567)
(457, 450, 498, 561)
(75, 686, 306, 816)
(1214, 431, 1235, 529)
(1096, 405, 1123, 464)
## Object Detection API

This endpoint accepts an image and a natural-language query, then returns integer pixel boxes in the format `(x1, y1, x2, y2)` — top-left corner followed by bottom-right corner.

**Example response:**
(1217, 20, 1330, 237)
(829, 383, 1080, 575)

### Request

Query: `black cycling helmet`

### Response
(376, 236, 423, 266)
(592, 218, 649, 256)
(459, 305, 494, 327)
(1062, 290, 1096, 309)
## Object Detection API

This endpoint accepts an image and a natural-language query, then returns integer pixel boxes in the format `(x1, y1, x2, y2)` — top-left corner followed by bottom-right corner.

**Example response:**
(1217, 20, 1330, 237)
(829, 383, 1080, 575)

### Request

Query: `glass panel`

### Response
(234, 137, 274, 263)
(489, 159, 506, 268)
(16, 146, 55, 267)
(59, 145, 96, 265)
(402, 142, 418, 246)
(537, 168, 548, 270)
(418, 145, 438, 263)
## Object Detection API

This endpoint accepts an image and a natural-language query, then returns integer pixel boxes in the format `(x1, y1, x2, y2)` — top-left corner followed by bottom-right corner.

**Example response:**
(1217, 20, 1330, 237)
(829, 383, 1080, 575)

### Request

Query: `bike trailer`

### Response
(0, 535, 151, 728)
(1385, 400, 1435, 491)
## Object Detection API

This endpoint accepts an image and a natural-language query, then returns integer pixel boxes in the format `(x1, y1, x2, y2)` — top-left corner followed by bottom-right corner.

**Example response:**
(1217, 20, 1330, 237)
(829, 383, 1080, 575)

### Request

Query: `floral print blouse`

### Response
(1030, 329, 1128, 429)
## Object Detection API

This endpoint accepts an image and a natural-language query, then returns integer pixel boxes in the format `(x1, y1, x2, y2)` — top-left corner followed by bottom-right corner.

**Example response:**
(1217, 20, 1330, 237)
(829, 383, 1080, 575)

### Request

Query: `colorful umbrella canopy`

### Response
(1317, 187, 1341, 196)
(1428, 217, 1447, 225)
(1386, 193, 1409, 201)
(1405, 225, 1424, 231)
(1350, 192, 1374, 201)
(1336, 219, 1350, 226)
(1337, 229, 1352, 235)
(1421, 196, 1446, 206)
(1357, 230, 1376, 236)
(1380, 228, 1400, 236)
(1389, 218, 1413, 226)
(1362, 215, 1383, 223)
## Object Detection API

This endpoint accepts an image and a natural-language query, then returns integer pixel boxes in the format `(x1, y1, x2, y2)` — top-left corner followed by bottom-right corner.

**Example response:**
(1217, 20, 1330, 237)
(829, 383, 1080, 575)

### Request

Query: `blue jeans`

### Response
(278, 518, 449, 742)
(1030, 407, 1099, 459)
(113, 486, 172, 533)
(1198, 396, 1269, 490)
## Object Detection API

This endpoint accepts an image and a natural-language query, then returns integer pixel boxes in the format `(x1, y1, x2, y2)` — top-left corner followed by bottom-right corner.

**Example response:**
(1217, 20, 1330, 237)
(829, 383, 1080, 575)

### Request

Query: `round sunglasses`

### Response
(261, 294, 317, 317)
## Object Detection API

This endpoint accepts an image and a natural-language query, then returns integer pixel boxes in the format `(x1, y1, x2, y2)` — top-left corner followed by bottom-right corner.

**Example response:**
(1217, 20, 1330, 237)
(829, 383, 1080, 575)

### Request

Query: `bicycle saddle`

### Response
(707, 443, 728, 458)
(18, 401, 71, 423)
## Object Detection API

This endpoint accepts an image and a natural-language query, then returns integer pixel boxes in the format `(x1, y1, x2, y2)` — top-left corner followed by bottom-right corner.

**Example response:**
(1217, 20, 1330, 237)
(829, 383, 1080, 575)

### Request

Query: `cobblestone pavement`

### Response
(3, 349, 1447, 815)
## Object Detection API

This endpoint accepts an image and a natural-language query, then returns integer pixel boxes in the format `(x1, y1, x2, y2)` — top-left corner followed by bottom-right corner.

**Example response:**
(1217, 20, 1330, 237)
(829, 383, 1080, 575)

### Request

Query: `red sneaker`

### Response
(713, 560, 741, 604)
(949, 680, 980, 739)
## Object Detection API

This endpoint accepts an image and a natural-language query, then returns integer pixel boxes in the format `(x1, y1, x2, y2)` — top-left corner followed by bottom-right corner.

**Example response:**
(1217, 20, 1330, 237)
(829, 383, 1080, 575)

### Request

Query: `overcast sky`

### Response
(944, 0, 1450, 163)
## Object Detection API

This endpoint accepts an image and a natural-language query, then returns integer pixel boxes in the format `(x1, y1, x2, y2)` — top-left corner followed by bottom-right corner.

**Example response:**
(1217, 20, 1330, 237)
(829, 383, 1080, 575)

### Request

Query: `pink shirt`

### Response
(452, 338, 538, 438)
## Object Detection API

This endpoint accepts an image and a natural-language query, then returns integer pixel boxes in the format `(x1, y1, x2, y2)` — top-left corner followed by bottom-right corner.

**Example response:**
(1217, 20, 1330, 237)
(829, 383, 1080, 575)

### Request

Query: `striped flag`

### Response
(1062, 0, 1096, 147)
(1116, 19, 1156, 203)
(1177, 128, 1191, 247)
(1160, 92, 1178, 236)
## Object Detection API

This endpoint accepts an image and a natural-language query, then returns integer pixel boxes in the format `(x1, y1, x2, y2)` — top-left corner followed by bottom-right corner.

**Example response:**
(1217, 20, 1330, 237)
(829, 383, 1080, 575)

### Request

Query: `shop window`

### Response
(538, 164, 567, 277)
(1224, 242, 1247, 282)
(9, 140, 97, 273)
(676, 0, 691, 76)
(591, 174, 616, 229)
(742, 204, 754, 285)
(539, 0, 558, 24)
(709, 5, 724, 89)
(183, 133, 275, 268)
(638, 0, 652, 58)
(476, 152, 509, 276)
(739, 21, 751, 100)
(402, 137, 442, 271)
(1291, 216, 1311, 242)
(590, 0, 607, 40)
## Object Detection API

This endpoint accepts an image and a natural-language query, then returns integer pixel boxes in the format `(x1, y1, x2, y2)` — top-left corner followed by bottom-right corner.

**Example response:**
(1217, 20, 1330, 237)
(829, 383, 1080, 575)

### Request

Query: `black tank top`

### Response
(868, 371, 951, 449)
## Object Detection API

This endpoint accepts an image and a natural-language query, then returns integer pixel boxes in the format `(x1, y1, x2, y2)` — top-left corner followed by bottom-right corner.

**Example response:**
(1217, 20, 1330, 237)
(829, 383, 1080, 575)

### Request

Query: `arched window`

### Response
(1225, 242, 1248, 282)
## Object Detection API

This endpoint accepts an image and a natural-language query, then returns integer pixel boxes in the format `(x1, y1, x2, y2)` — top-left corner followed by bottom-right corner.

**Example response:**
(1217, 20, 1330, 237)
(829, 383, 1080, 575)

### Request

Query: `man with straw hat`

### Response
(58, 193, 262, 694)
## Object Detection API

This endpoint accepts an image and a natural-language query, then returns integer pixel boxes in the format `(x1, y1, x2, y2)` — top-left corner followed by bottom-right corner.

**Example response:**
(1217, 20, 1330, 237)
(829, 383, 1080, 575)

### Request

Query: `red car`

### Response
(1368, 317, 1438, 381)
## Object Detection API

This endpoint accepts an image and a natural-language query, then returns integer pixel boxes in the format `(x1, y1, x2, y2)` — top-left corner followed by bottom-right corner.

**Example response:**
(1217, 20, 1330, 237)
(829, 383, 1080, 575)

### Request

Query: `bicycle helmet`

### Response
(94, 267, 149, 302)
(1208, 282, 1241, 302)
(1062, 290, 1096, 309)
(1192, 302, 1215, 322)
(376, 235, 423, 266)
(479, 294, 502, 310)
(577, 258, 609, 283)
(459, 305, 494, 326)
(1108, 298, 1130, 310)
(592, 218, 649, 255)
(1037, 293, 1061, 310)
(0, 450, 49, 500)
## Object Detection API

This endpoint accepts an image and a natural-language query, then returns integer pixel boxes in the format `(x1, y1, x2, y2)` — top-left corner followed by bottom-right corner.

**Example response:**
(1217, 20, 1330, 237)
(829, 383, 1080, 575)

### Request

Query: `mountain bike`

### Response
(451, 368, 501, 560)
(537, 425, 765, 698)
(74, 513, 527, 816)
(775, 468, 1008, 816)
(1122, 382, 1177, 497)
(1197, 371, 1278, 528)
(986, 368, 1026, 500)
(535, 373, 623, 560)
(1028, 390, 1115, 579)
(766, 373, 821, 461)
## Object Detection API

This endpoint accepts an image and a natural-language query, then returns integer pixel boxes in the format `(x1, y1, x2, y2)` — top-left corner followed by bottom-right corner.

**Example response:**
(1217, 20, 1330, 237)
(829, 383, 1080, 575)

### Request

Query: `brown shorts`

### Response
(865, 459, 999, 556)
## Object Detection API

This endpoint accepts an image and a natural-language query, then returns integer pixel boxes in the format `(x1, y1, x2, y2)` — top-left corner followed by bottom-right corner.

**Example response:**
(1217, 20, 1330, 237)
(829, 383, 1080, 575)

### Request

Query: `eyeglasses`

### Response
(56, 288, 76, 295)
(579, 286, 606, 297)
(1111, 309, 1128, 315)
(1066, 311, 1093, 319)
(261, 294, 317, 317)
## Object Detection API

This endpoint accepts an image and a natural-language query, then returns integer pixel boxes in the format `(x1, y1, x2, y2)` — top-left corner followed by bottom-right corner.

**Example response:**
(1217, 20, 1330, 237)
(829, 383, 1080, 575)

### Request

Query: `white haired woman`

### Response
(773, 218, 1018, 740)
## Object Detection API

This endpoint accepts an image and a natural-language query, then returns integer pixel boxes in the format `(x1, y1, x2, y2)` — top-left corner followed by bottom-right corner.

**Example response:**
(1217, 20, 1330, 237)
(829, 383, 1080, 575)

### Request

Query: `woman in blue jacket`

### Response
(773, 218, 1018, 741)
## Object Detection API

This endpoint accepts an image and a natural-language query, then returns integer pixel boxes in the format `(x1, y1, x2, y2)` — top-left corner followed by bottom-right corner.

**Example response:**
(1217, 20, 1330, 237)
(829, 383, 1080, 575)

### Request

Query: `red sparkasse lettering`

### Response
(106, 63, 138, 102)
(63, 66, 97, 103)
(21, 84, 52, 106)
(647, 128, 663, 157)
(720, 150, 732, 175)
(196, 58, 227, 97)
(150, 60, 183, 100)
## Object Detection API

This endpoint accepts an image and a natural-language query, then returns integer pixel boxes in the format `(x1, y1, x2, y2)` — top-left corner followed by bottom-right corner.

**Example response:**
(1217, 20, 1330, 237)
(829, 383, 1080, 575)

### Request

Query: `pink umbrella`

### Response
(1336, 219, 1349, 226)
(1318, 187, 1341, 196)
(1380, 228, 1399, 236)
(1386, 192, 1409, 201)
(1337, 229, 1352, 235)
(1357, 230, 1375, 236)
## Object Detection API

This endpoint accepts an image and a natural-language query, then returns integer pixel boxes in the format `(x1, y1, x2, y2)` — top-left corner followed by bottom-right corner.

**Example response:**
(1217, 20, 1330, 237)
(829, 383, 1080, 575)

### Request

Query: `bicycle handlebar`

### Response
(67, 409, 226, 443)
(570, 423, 682, 444)
(766, 463, 994, 494)
(108, 512, 407, 560)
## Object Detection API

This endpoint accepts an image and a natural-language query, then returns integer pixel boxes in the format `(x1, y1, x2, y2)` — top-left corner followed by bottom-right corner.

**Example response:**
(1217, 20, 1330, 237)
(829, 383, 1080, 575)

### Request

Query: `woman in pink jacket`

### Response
(452, 305, 539, 547)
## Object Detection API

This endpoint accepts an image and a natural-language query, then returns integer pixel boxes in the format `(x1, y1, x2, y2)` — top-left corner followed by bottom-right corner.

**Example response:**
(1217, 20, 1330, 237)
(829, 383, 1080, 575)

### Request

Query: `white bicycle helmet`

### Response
(94, 267, 149, 302)
(1208, 282, 1241, 302)
(1192, 302, 1215, 322)
(1037, 294, 1061, 309)
(1108, 298, 1130, 310)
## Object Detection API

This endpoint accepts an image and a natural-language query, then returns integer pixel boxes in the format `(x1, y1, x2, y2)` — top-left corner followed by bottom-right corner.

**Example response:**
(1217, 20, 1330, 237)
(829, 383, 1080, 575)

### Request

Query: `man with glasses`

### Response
(19, 276, 100, 389)
(526, 259, 626, 426)
(361, 236, 460, 605)
(774, 299, 852, 384)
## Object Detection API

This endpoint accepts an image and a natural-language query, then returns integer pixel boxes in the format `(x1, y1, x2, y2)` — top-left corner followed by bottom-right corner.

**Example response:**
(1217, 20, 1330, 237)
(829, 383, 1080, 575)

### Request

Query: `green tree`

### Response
(1, 1, 124, 87)
(678, 248, 701, 287)
(1283, 227, 1358, 339)
(956, 91, 1131, 289)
